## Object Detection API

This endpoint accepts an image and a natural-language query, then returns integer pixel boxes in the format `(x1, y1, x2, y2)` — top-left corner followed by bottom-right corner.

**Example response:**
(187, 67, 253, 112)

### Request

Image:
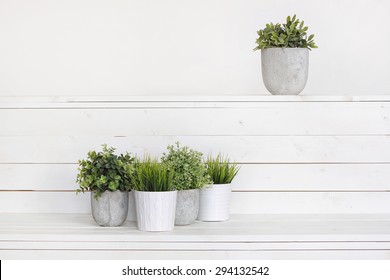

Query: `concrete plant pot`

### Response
(91, 190, 128, 227)
(135, 190, 177, 232)
(261, 48, 309, 95)
(175, 189, 199, 226)
(197, 184, 231, 222)
(126, 190, 137, 222)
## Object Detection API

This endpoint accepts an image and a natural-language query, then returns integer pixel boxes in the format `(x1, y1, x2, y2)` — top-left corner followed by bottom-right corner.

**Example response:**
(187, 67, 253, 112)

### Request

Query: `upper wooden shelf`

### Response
(1, 95, 390, 103)
(1, 95, 390, 109)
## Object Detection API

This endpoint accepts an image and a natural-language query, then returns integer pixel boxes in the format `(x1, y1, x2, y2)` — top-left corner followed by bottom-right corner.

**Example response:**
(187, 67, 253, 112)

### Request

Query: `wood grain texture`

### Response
(1, 213, 389, 259)
(1, 135, 390, 163)
(0, 192, 389, 214)
(1, 96, 390, 215)
(2, 103, 389, 136)
(2, 163, 390, 191)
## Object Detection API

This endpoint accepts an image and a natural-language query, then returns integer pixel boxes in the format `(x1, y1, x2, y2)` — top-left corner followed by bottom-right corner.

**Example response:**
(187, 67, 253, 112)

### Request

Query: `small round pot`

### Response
(197, 184, 231, 222)
(91, 190, 128, 227)
(175, 189, 199, 226)
(135, 190, 177, 232)
(261, 48, 309, 95)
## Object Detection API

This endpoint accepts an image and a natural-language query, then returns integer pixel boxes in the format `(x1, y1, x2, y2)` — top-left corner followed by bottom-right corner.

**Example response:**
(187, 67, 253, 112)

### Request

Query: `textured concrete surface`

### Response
(127, 190, 137, 222)
(91, 190, 128, 227)
(175, 189, 200, 226)
(261, 48, 309, 95)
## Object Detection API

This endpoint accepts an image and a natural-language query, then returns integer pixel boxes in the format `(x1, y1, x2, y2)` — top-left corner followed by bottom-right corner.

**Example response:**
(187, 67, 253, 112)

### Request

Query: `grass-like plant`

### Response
(254, 15, 317, 50)
(161, 142, 211, 190)
(76, 144, 135, 199)
(207, 154, 240, 184)
(131, 155, 174, 192)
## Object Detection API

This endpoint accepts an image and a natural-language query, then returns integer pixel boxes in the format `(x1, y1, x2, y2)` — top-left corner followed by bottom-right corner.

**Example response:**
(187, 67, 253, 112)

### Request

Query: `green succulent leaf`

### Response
(75, 144, 136, 198)
(254, 15, 318, 50)
(161, 142, 211, 190)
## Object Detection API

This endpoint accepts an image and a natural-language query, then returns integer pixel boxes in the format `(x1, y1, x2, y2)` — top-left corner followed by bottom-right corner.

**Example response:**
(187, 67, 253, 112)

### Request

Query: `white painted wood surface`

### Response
(0, 95, 389, 214)
(2, 163, 390, 191)
(1, 214, 389, 260)
(1, 192, 389, 214)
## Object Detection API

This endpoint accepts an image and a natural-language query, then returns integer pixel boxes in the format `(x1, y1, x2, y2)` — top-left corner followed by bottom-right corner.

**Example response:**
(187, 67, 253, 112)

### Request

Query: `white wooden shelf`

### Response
(1, 95, 390, 109)
(1, 213, 390, 260)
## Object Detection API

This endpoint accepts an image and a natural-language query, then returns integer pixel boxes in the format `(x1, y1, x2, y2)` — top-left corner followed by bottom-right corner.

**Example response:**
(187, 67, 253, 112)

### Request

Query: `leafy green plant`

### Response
(254, 15, 317, 50)
(131, 155, 174, 192)
(161, 142, 211, 190)
(206, 154, 240, 184)
(76, 144, 135, 199)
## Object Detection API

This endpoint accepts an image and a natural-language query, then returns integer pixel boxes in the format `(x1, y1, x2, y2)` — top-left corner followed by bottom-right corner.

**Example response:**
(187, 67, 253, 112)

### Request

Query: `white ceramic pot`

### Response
(261, 48, 309, 95)
(91, 190, 128, 227)
(175, 189, 199, 226)
(126, 190, 137, 222)
(134, 190, 177, 232)
(197, 184, 231, 222)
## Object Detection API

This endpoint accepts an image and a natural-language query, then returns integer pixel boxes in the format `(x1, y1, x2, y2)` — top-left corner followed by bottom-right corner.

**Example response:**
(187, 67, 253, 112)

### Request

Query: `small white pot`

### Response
(197, 184, 231, 222)
(134, 190, 177, 232)
(261, 48, 309, 95)
(126, 190, 137, 222)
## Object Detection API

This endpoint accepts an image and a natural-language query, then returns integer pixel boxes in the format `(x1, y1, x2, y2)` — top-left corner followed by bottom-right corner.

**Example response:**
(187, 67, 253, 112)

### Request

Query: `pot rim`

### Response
(261, 47, 309, 50)
(134, 190, 177, 193)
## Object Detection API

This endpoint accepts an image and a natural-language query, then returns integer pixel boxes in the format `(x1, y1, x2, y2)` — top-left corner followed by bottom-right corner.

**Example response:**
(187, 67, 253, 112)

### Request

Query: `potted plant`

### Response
(161, 142, 211, 226)
(76, 144, 135, 227)
(254, 15, 318, 95)
(197, 154, 240, 222)
(131, 155, 177, 232)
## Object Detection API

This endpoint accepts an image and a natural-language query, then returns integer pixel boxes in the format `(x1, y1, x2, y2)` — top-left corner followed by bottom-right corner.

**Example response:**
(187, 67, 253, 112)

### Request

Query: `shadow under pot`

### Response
(91, 190, 129, 227)
(175, 189, 199, 226)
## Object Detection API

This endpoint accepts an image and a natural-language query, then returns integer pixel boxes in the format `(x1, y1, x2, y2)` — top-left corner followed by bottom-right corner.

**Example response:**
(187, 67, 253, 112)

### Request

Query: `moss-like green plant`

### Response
(254, 15, 317, 50)
(76, 144, 135, 199)
(131, 155, 174, 192)
(161, 142, 211, 190)
(207, 154, 240, 184)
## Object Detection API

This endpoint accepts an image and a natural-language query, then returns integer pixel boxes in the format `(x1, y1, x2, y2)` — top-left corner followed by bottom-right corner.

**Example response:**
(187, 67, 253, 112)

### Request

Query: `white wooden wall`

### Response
(1, 95, 390, 214)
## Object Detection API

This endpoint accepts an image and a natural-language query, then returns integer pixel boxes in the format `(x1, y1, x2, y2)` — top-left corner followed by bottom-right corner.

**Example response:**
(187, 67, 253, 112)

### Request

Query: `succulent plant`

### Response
(254, 15, 318, 50)
(76, 144, 135, 199)
(161, 142, 211, 190)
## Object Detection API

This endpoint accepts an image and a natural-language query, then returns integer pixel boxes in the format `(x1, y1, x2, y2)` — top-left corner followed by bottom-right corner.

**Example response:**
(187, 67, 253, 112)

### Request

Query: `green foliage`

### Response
(131, 155, 174, 192)
(76, 144, 135, 199)
(254, 15, 318, 50)
(161, 142, 211, 190)
(206, 154, 240, 184)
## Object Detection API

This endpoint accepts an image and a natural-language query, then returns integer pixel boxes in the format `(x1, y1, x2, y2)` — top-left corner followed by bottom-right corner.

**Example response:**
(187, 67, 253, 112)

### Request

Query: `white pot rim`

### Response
(134, 190, 177, 193)
(205, 183, 231, 187)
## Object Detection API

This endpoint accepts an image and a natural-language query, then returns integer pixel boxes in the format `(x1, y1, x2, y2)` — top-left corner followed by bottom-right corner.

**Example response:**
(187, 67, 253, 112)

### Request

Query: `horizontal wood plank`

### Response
(1, 213, 389, 242)
(2, 103, 390, 136)
(1, 135, 390, 163)
(1, 213, 390, 259)
(0, 192, 388, 214)
(3, 249, 390, 260)
(2, 163, 390, 191)
(2, 95, 390, 103)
